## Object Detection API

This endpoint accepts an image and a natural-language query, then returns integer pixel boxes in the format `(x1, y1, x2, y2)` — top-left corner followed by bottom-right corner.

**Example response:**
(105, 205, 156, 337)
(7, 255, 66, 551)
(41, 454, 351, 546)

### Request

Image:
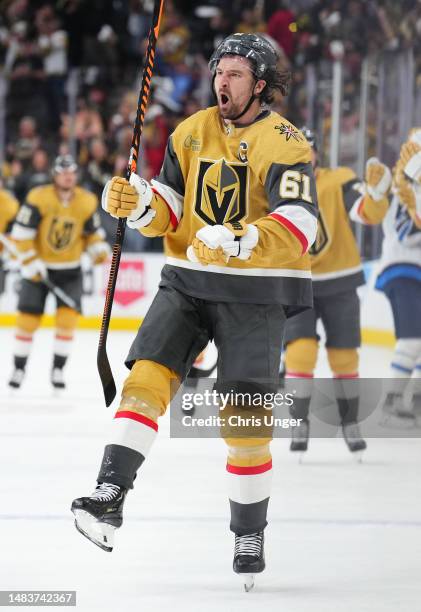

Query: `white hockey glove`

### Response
(365, 157, 392, 201)
(86, 240, 111, 265)
(187, 221, 258, 266)
(101, 174, 156, 229)
(21, 257, 47, 281)
(220, 220, 259, 260)
(187, 224, 232, 266)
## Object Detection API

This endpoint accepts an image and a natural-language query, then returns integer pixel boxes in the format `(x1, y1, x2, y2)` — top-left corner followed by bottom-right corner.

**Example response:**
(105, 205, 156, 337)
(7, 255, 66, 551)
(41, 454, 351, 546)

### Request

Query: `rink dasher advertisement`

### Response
(0, 253, 166, 323)
(0, 256, 395, 340)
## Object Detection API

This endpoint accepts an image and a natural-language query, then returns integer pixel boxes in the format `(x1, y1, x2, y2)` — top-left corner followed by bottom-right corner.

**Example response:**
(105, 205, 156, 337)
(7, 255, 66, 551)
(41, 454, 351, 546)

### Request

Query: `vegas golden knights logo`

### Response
(309, 211, 329, 256)
(194, 158, 248, 225)
(48, 217, 75, 251)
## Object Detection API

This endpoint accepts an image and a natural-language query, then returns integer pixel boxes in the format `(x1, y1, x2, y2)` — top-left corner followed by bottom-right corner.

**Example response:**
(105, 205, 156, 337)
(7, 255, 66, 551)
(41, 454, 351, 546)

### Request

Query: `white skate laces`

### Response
(91, 483, 122, 502)
(235, 532, 263, 557)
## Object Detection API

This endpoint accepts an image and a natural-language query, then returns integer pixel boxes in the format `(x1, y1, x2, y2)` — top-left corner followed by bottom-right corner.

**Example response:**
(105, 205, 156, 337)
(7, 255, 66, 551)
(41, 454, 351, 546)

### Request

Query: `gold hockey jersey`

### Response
(310, 166, 388, 295)
(0, 189, 19, 253)
(140, 106, 318, 310)
(11, 184, 104, 268)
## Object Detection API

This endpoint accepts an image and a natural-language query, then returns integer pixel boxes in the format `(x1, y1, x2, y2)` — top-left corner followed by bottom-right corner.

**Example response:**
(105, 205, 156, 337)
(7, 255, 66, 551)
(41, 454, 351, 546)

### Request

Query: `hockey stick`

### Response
(0, 232, 80, 312)
(97, 0, 165, 407)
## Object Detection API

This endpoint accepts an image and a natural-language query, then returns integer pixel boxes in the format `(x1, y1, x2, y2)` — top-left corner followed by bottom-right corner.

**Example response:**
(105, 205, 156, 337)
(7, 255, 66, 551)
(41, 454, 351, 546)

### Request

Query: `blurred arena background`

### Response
(1, 0, 420, 332)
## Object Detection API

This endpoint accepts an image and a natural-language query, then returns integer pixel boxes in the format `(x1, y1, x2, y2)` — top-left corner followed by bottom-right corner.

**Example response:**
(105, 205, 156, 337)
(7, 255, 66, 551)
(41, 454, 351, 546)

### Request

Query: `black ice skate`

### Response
(379, 392, 415, 428)
(8, 368, 25, 389)
(342, 421, 367, 459)
(51, 367, 66, 390)
(71, 483, 127, 552)
(233, 531, 265, 592)
(290, 418, 310, 456)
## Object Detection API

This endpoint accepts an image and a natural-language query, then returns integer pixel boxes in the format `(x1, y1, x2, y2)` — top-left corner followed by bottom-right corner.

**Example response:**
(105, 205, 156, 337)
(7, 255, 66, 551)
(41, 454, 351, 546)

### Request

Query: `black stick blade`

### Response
(97, 349, 117, 407)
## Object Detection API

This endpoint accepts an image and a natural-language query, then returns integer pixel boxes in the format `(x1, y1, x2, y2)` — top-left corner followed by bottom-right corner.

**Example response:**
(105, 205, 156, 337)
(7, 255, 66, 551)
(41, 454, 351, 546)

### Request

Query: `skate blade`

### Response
(243, 574, 255, 592)
(352, 450, 364, 464)
(73, 509, 115, 552)
(52, 387, 66, 398)
(8, 386, 21, 395)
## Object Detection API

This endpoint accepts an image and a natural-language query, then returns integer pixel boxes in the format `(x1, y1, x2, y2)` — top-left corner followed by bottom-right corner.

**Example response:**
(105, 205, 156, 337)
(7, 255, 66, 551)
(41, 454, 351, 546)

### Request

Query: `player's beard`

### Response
(217, 92, 243, 120)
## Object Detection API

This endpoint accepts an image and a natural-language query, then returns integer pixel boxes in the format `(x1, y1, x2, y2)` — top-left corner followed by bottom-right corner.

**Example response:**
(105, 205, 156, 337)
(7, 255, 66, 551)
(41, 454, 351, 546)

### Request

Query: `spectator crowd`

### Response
(1, 0, 420, 249)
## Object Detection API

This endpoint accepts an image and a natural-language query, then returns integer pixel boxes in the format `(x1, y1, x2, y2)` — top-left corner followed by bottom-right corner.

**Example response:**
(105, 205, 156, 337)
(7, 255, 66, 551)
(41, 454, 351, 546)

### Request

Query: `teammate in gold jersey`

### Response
(8, 154, 110, 390)
(0, 183, 19, 294)
(72, 33, 318, 589)
(283, 128, 391, 456)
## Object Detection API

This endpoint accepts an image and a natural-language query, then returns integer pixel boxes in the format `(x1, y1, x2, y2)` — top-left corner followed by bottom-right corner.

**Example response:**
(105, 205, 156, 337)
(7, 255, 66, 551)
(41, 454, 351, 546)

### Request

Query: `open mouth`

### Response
(220, 93, 229, 105)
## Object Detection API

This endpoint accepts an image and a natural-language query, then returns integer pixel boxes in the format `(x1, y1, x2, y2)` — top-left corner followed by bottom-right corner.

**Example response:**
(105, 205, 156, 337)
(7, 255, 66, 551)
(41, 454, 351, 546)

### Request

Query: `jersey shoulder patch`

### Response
(171, 108, 213, 151)
(267, 114, 312, 165)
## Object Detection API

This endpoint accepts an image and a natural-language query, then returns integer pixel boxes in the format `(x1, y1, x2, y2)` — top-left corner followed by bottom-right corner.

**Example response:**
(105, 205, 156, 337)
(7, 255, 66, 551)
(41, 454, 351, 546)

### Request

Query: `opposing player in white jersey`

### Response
(375, 129, 421, 426)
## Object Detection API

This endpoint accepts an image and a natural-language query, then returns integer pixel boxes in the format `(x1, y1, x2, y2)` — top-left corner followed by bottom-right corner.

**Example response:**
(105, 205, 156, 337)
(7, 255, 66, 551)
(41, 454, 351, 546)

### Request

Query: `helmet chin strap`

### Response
(229, 89, 258, 121)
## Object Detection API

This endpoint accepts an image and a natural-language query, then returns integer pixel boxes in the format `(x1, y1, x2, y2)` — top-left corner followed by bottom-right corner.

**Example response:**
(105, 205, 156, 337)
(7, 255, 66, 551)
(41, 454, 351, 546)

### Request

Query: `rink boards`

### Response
(0, 254, 395, 345)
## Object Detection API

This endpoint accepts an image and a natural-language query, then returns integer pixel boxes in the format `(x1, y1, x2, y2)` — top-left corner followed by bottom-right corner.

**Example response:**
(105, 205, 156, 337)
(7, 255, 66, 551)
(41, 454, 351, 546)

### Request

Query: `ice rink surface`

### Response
(1, 327, 420, 612)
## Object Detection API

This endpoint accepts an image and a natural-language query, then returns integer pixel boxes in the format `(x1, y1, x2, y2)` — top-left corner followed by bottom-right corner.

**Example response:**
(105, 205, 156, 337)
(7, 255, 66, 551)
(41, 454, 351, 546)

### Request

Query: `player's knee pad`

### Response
(121, 359, 180, 418)
(55, 306, 78, 336)
(16, 312, 42, 334)
(220, 400, 273, 450)
(327, 347, 359, 376)
(285, 338, 318, 375)
(225, 437, 272, 468)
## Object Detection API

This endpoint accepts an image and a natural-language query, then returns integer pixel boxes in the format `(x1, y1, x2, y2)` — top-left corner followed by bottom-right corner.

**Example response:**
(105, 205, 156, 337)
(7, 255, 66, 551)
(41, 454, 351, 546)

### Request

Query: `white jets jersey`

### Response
(375, 193, 421, 289)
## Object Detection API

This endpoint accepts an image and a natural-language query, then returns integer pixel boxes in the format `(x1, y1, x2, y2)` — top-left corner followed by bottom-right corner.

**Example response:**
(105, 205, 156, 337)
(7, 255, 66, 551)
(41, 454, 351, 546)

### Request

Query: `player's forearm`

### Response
(11, 238, 37, 261)
(249, 217, 305, 266)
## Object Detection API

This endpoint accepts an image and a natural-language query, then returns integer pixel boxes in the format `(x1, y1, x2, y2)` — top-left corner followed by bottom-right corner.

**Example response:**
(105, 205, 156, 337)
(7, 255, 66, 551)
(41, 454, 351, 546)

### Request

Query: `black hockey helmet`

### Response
(300, 126, 318, 151)
(208, 33, 279, 80)
(53, 154, 78, 174)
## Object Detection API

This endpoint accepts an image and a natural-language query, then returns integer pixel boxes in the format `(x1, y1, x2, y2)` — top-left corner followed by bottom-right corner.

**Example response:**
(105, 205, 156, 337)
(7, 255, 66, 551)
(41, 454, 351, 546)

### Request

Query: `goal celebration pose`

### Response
(283, 128, 391, 456)
(72, 34, 318, 589)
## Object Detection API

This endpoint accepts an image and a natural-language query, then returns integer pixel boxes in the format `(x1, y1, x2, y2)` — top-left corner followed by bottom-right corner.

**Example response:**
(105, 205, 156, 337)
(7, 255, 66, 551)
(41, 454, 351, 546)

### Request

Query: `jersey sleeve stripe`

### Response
(349, 195, 367, 224)
(11, 225, 37, 240)
(269, 204, 317, 254)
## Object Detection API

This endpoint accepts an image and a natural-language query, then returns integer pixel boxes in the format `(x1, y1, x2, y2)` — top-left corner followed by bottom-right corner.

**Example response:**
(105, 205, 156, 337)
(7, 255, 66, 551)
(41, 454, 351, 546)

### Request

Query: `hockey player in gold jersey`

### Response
(284, 128, 391, 455)
(0, 183, 19, 294)
(72, 33, 318, 587)
(9, 154, 110, 390)
(0, 183, 19, 239)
